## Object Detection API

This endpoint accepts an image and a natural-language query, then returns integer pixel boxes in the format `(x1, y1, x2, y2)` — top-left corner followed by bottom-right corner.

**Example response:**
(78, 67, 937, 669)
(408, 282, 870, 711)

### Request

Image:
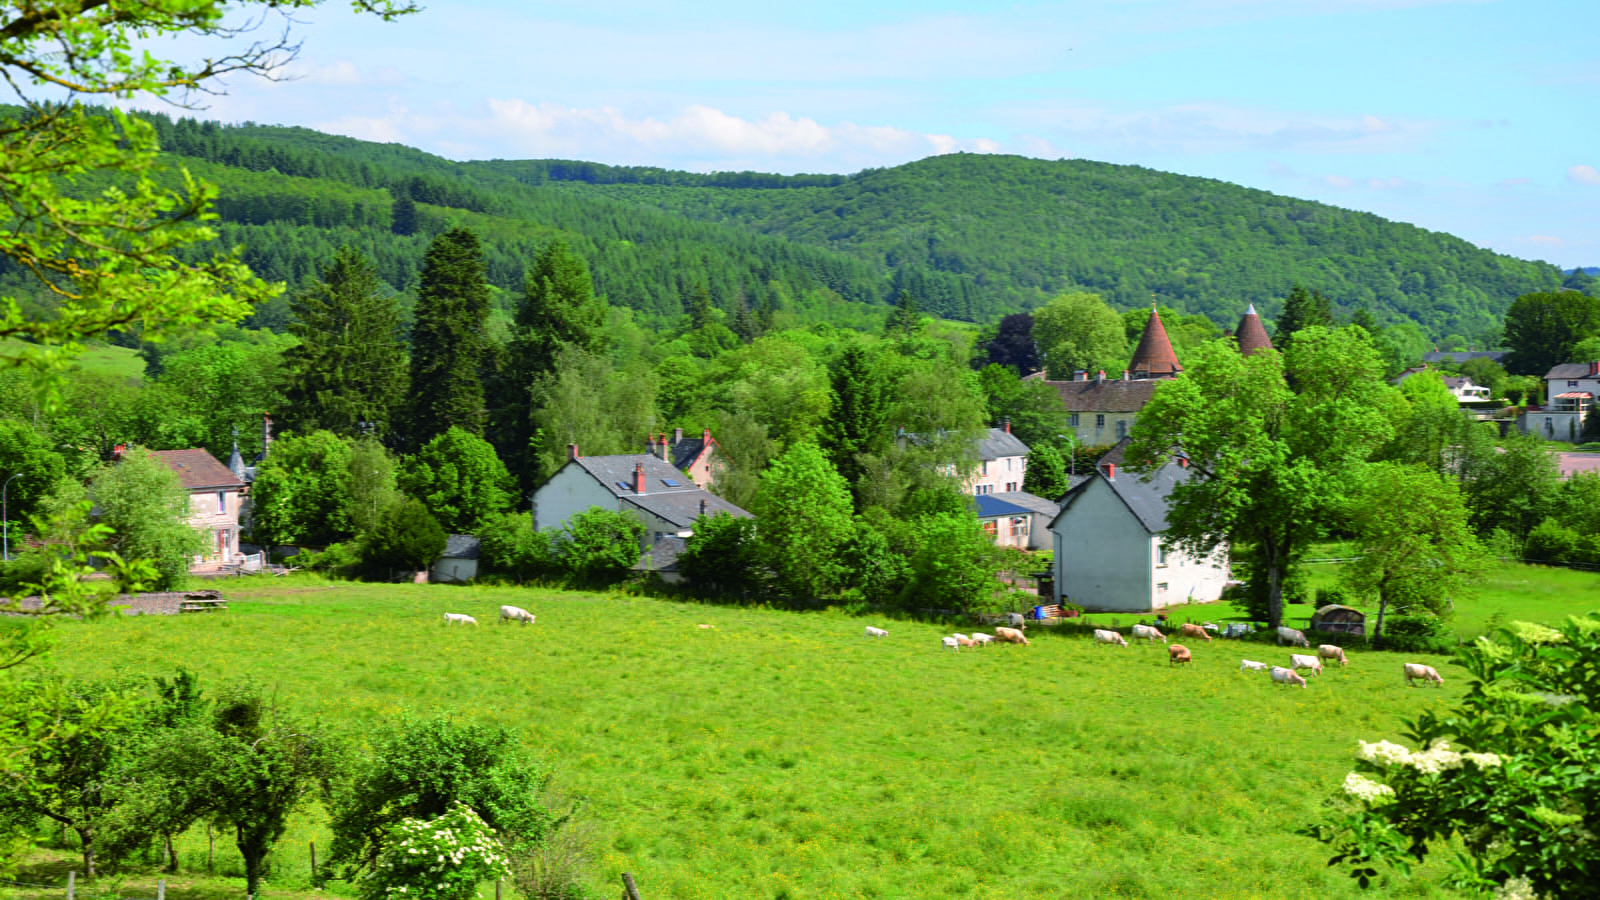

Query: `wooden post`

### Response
(495, 880, 502, 900)
(208, 824, 214, 870)
(66, 871, 74, 900)
(622, 873, 642, 900)
(157, 879, 166, 900)
(309, 840, 316, 879)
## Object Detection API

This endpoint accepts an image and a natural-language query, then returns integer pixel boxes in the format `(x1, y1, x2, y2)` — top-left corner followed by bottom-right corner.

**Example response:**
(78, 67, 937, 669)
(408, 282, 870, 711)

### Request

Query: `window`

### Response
(661, 478, 681, 487)
(1095, 413, 1105, 428)
(218, 490, 227, 514)
(1157, 582, 1169, 594)
(982, 520, 998, 537)
(1011, 516, 1029, 537)
(981, 460, 990, 476)
(1157, 544, 1169, 567)
(1116, 420, 1128, 439)
(1006, 482, 1018, 492)
(1069, 412, 1080, 427)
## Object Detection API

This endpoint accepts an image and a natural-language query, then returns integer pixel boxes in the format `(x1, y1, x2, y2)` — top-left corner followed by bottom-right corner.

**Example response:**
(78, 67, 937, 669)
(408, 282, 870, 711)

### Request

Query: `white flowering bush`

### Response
(359, 802, 511, 900)
(1306, 615, 1600, 899)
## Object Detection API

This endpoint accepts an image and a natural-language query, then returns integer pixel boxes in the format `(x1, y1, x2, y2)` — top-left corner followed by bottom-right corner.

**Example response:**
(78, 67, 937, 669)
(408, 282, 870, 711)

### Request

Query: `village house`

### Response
(531, 445, 752, 550)
(969, 425, 1030, 495)
(148, 448, 248, 570)
(643, 427, 722, 490)
(1047, 444, 1230, 613)
(975, 491, 1060, 551)
(1521, 361, 1600, 443)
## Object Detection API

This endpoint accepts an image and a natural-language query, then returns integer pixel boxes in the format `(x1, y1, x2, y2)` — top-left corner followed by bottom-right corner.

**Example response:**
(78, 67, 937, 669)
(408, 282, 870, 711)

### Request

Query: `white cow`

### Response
(942, 636, 961, 651)
(1131, 624, 1166, 643)
(864, 626, 889, 639)
(1239, 659, 1269, 672)
(952, 633, 976, 648)
(1093, 628, 1128, 647)
(499, 605, 535, 625)
(1290, 653, 1323, 676)
(1318, 644, 1348, 667)
(1270, 666, 1307, 687)
(970, 632, 995, 646)
(1006, 612, 1028, 629)
(994, 627, 1031, 645)
(443, 613, 477, 626)
(1276, 626, 1311, 648)
(1404, 663, 1444, 686)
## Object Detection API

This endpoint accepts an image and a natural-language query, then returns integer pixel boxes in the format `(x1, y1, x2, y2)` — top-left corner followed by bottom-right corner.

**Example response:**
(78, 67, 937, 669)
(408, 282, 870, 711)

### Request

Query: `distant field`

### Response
(0, 339, 144, 379)
(21, 576, 1496, 900)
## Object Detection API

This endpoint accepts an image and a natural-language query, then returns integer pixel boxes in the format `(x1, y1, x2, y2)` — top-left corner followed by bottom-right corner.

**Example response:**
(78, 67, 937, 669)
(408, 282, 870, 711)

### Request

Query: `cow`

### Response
(1006, 612, 1028, 630)
(942, 636, 961, 651)
(864, 626, 888, 638)
(1179, 622, 1213, 643)
(1318, 644, 1348, 667)
(994, 627, 1031, 645)
(1239, 659, 1268, 672)
(1276, 626, 1311, 648)
(443, 613, 477, 626)
(1131, 624, 1166, 643)
(970, 632, 995, 646)
(1270, 666, 1308, 688)
(1290, 653, 1323, 677)
(1168, 644, 1192, 666)
(952, 633, 976, 648)
(1404, 663, 1444, 687)
(499, 605, 535, 625)
(1094, 628, 1128, 647)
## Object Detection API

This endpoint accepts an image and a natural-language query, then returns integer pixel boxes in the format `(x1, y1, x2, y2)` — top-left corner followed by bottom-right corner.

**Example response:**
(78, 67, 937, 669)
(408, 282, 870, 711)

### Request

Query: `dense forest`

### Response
(26, 111, 1566, 343)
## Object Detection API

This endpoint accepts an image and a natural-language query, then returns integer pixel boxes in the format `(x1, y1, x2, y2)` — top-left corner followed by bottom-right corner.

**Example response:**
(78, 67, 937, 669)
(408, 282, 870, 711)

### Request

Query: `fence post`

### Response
(495, 880, 502, 900)
(309, 840, 316, 879)
(622, 872, 642, 900)
(66, 871, 74, 900)
(157, 879, 166, 900)
(208, 824, 214, 871)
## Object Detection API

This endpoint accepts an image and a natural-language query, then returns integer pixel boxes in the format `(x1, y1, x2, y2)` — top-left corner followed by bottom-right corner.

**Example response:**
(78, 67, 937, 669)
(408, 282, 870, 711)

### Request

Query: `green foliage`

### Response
(1021, 443, 1069, 499)
(358, 802, 511, 900)
(1397, 369, 1457, 412)
(552, 507, 645, 587)
(751, 441, 854, 602)
(88, 448, 207, 591)
(977, 362, 1071, 454)
(1501, 290, 1600, 376)
(246, 430, 355, 547)
(820, 342, 892, 506)
(404, 228, 493, 447)
(675, 512, 764, 598)
(476, 511, 558, 582)
(0, 420, 67, 530)
(1467, 432, 1561, 544)
(327, 712, 557, 881)
(399, 426, 516, 535)
(131, 336, 290, 460)
(360, 497, 446, 574)
(1033, 291, 1127, 379)
(898, 511, 1009, 615)
(1308, 614, 1600, 898)
(281, 246, 409, 441)
(1274, 284, 1335, 349)
(526, 347, 658, 488)
(345, 437, 403, 538)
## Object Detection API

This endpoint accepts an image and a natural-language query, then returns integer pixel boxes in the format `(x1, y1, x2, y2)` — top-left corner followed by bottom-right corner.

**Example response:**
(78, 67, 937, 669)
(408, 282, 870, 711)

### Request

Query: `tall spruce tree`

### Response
(1274, 283, 1335, 349)
(403, 228, 491, 449)
(820, 343, 891, 506)
(281, 246, 407, 440)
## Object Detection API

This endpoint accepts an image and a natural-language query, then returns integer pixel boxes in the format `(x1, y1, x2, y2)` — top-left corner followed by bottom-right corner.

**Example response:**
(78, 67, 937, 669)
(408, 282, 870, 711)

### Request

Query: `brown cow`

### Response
(1168, 644, 1192, 666)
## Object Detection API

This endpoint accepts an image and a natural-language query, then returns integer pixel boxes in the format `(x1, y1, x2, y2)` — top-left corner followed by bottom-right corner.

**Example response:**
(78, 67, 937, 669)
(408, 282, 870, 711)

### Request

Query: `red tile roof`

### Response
(150, 449, 247, 491)
(1129, 307, 1182, 377)
(1234, 304, 1274, 356)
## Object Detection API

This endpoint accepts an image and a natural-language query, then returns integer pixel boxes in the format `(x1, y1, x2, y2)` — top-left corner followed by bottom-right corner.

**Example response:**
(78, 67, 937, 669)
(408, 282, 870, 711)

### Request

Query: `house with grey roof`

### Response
(1521, 361, 1600, 443)
(430, 534, 482, 584)
(975, 491, 1059, 550)
(644, 427, 722, 490)
(1047, 445, 1229, 613)
(970, 425, 1031, 495)
(532, 445, 752, 551)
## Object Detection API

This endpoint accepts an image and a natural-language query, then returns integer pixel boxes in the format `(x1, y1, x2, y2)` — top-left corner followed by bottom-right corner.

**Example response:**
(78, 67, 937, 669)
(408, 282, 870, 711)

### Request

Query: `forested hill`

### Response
(480, 153, 1564, 341)
(133, 114, 1564, 339)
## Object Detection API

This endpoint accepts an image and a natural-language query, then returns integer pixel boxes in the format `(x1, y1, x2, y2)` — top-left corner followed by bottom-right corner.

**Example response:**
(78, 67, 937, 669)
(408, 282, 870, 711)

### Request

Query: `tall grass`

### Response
(17, 576, 1500, 899)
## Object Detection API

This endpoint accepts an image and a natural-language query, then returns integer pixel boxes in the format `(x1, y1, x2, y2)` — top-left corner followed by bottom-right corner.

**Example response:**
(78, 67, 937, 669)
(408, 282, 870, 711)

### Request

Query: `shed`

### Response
(1311, 604, 1366, 636)
(430, 535, 481, 584)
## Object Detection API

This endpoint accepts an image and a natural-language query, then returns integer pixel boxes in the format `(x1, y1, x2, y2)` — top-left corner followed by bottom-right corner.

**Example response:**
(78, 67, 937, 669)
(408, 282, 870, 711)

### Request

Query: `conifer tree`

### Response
(884, 290, 920, 338)
(820, 343, 891, 506)
(403, 228, 491, 449)
(1274, 283, 1335, 349)
(281, 246, 407, 440)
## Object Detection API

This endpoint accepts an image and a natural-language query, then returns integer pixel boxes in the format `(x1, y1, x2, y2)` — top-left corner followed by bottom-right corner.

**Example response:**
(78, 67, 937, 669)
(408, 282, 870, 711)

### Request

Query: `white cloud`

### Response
(1568, 164, 1600, 186)
(1527, 235, 1564, 246)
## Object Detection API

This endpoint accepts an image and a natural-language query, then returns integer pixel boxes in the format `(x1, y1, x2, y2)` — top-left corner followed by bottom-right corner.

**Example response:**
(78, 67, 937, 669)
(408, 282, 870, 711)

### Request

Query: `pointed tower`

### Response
(1128, 304, 1182, 379)
(1234, 303, 1274, 357)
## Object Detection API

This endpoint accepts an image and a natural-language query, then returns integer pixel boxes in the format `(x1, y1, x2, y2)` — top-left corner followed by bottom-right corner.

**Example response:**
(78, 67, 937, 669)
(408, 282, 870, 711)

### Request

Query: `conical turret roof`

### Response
(1129, 305, 1182, 379)
(1235, 303, 1274, 356)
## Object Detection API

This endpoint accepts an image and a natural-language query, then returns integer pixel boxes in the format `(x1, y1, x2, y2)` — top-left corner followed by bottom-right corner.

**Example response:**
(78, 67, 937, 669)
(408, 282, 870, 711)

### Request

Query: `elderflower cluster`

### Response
(1356, 740, 1414, 767)
(1357, 739, 1501, 775)
(1341, 772, 1395, 803)
(1408, 740, 1466, 775)
(1492, 876, 1541, 900)
(361, 802, 510, 900)
(1464, 751, 1503, 768)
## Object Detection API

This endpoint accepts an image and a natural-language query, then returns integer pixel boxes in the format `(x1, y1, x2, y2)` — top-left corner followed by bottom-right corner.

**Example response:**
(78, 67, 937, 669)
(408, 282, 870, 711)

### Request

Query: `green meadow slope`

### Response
(28, 578, 1510, 900)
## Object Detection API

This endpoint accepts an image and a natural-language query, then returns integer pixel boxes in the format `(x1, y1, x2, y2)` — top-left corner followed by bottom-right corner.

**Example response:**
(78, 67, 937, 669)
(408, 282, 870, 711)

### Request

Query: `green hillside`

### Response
(68, 112, 1564, 339)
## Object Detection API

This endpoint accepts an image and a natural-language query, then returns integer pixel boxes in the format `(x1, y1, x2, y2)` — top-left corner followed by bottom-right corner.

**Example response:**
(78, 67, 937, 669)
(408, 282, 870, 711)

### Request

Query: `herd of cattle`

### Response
(441, 605, 535, 626)
(881, 616, 1447, 688)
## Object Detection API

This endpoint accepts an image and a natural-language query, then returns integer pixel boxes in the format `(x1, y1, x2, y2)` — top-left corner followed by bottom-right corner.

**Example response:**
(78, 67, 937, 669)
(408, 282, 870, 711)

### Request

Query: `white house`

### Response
(974, 492, 1059, 551)
(1047, 451, 1229, 613)
(969, 426, 1031, 495)
(531, 446, 752, 549)
(1521, 361, 1600, 444)
(147, 447, 248, 569)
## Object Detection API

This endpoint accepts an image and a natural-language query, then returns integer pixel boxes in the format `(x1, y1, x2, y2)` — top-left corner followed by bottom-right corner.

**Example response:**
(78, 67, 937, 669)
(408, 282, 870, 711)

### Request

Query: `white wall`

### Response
(430, 557, 478, 584)
(1149, 542, 1230, 610)
(1052, 479, 1152, 612)
(532, 464, 619, 533)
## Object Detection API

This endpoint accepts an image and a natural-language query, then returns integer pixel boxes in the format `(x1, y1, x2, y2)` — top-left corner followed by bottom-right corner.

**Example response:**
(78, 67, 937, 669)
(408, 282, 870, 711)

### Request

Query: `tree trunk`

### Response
(239, 829, 271, 900)
(164, 832, 178, 874)
(76, 826, 96, 881)
(1372, 581, 1391, 650)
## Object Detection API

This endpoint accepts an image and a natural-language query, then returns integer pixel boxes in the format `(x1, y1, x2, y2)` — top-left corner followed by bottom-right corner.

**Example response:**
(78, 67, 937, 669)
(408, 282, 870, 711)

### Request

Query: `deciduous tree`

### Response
(752, 442, 853, 602)
(1032, 291, 1127, 380)
(1501, 290, 1600, 376)
(399, 427, 516, 535)
(88, 449, 207, 590)
(246, 430, 356, 548)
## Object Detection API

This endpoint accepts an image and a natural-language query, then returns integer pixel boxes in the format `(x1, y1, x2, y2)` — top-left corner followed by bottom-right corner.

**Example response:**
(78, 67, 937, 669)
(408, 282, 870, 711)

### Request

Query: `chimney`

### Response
(1002, 418, 1011, 434)
(568, 443, 580, 460)
(1123, 369, 1130, 381)
(1591, 361, 1600, 377)
(702, 427, 711, 446)
(1097, 369, 1106, 383)
(659, 433, 668, 459)
(634, 462, 646, 494)
(673, 426, 684, 444)
(261, 412, 273, 455)
(1179, 456, 1189, 468)
(1105, 463, 1116, 480)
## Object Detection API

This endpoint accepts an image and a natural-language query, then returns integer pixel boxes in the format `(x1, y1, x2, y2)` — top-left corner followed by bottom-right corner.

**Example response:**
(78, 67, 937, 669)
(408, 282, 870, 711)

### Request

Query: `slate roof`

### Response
(1423, 350, 1507, 364)
(976, 491, 1060, 520)
(633, 535, 686, 573)
(441, 534, 481, 560)
(977, 427, 1030, 461)
(1050, 453, 1193, 535)
(1544, 362, 1600, 380)
(1042, 378, 1163, 413)
(568, 453, 752, 529)
(1128, 307, 1182, 378)
(151, 449, 247, 492)
(1234, 304, 1274, 356)
(669, 436, 709, 471)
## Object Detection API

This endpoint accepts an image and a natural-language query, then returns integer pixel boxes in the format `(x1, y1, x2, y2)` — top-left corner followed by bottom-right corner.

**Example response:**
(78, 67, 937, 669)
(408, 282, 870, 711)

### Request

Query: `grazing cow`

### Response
(1270, 666, 1308, 688)
(942, 636, 961, 651)
(952, 633, 976, 648)
(1179, 622, 1213, 643)
(1276, 626, 1311, 648)
(994, 627, 1031, 645)
(1404, 663, 1444, 686)
(1221, 623, 1255, 639)
(1318, 644, 1348, 667)
(697, 624, 716, 630)
(499, 605, 535, 625)
(1290, 653, 1323, 676)
(1094, 628, 1129, 647)
(1239, 659, 1268, 672)
(970, 632, 995, 646)
(1168, 644, 1192, 666)
(1006, 612, 1028, 630)
(1131, 624, 1166, 643)
(443, 613, 477, 626)
(864, 626, 888, 638)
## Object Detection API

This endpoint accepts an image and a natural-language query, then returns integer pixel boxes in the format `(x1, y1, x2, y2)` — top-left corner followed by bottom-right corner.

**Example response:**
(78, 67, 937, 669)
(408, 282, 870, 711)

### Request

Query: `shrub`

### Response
(552, 507, 644, 587)
(358, 802, 510, 900)
(476, 512, 558, 583)
(360, 498, 447, 575)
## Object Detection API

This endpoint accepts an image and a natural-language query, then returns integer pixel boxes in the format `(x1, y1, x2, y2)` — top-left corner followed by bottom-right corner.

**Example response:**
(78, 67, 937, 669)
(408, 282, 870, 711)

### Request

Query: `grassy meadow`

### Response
(17, 576, 1581, 900)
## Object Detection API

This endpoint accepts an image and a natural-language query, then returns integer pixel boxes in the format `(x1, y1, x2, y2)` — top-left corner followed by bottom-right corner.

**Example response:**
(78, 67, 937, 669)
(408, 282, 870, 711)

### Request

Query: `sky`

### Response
(149, 0, 1598, 268)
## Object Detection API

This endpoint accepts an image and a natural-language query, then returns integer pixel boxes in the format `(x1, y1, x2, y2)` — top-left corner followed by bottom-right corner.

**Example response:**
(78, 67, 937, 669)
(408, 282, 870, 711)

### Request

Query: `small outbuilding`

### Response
(1311, 604, 1366, 636)
(430, 535, 482, 584)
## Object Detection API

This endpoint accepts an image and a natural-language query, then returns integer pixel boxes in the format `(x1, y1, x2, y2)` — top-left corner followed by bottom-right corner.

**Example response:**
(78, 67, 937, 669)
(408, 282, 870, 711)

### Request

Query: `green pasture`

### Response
(0, 339, 144, 379)
(14, 577, 1511, 900)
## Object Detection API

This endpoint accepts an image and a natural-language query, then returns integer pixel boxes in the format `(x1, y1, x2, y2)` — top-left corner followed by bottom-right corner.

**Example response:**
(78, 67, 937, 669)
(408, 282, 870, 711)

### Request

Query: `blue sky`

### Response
(170, 0, 1597, 267)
